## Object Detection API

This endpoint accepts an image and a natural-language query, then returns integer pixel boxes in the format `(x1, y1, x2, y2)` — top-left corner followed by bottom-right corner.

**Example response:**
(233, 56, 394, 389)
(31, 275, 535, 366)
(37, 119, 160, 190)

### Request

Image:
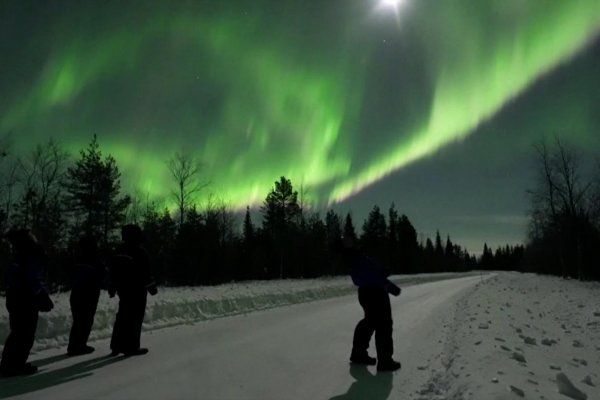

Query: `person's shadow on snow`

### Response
(0, 354, 125, 399)
(27, 353, 70, 367)
(329, 364, 393, 400)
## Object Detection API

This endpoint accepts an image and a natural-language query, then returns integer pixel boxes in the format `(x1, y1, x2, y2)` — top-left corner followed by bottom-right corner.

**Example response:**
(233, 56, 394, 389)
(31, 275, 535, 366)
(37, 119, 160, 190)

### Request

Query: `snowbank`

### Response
(0, 272, 472, 353)
(417, 272, 600, 399)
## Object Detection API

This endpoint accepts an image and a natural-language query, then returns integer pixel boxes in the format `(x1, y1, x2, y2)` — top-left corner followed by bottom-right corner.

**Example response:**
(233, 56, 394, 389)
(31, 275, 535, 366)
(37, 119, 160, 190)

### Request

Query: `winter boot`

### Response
(123, 348, 149, 356)
(0, 363, 38, 377)
(377, 359, 401, 372)
(350, 352, 377, 366)
(68, 345, 95, 356)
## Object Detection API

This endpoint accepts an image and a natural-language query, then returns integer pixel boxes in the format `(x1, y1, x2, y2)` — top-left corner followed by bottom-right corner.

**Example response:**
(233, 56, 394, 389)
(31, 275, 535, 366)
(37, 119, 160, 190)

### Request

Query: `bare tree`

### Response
(530, 140, 593, 227)
(125, 189, 149, 225)
(0, 136, 11, 230)
(167, 152, 208, 228)
(15, 139, 69, 247)
(2, 158, 19, 223)
(530, 141, 557, 227)
(297, 179, 311, 226)
(528, 138, 596, 279)
(0, 136, 19, 224)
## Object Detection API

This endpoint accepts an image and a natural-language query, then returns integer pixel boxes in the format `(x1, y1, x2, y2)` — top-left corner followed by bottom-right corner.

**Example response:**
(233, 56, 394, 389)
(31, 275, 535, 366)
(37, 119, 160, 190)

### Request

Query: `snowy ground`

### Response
(428, 272, 600, 400)
(0, 272, 599, 400)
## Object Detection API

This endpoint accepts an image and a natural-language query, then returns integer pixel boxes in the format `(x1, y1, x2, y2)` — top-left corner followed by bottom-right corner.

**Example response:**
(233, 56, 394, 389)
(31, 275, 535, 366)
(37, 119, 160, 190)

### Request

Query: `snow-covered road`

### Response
(0, 275, 485, 399)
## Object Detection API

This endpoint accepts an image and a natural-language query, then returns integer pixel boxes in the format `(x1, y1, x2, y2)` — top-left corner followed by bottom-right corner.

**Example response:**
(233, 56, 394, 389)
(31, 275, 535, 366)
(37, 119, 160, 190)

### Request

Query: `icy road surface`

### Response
(2, 275, 488, 399)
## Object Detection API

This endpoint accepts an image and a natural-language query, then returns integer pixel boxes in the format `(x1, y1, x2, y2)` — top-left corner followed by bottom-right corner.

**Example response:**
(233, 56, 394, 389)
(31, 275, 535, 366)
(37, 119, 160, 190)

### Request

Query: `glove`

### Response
(147, 284, 158, 296)
(385, 282, 401, 297)
(37, 292, 54, 312)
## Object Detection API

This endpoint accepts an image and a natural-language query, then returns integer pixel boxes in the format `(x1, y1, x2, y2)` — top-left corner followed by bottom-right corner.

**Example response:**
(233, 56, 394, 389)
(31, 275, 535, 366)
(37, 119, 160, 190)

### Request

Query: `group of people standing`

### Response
(0, 224, 157, 378)
(1, 224, 402, 378)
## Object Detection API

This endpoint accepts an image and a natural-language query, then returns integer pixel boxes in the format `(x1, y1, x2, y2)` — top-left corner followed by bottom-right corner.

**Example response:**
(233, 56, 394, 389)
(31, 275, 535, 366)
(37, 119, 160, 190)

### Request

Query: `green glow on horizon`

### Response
(1, 1, 600, 211)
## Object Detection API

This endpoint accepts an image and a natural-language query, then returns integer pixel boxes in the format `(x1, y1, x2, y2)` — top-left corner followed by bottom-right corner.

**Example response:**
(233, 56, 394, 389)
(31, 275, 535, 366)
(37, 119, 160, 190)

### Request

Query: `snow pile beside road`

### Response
(419, 272, 600, 399)
(0, 272, 470, 353)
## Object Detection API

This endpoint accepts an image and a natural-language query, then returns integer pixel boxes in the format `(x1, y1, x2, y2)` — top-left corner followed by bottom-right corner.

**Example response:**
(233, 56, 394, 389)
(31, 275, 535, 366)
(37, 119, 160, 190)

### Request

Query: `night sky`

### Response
(1, 0, 600, 253)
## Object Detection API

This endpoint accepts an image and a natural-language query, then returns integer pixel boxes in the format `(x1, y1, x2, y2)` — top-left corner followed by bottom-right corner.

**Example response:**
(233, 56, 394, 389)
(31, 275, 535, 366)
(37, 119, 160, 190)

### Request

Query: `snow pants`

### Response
(1, 294, 39, 372)
(352, 287, 393, 361)
(111, 289, 147, 353)
(68, 288, 100, 351)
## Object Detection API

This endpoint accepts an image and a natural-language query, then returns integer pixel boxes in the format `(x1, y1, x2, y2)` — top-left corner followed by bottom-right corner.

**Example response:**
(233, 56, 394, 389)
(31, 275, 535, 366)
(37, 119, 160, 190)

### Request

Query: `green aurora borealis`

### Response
(2, 0, 600, 250)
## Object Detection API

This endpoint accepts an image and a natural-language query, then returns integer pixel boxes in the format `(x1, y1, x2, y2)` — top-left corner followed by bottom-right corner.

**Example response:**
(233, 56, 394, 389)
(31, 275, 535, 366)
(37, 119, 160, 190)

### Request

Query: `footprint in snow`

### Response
(581, 375, 594, 387)
(511, 352, 526, 363)
(556, 372, 588, 400)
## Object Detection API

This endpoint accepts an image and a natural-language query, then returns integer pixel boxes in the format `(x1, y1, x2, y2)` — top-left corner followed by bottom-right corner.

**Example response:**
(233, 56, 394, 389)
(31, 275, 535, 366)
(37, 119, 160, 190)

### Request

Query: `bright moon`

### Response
(378, 0, 406, 15)
(381, 0, 404, 8)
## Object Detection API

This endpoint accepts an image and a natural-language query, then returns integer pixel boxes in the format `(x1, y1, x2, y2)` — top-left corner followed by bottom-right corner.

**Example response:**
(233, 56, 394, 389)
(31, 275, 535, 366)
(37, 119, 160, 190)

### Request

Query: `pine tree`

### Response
(261, 176, 301, 278)
(261, 176, 300, 234)
(425, 238, 435, 254)
(445, 235, 454, 257)
(307, 213, 327, 276)
(141, 204, 176, 284)
(65, 135, 130, 245)
(362, 205, 387, 242)
(343, 212, 357, 242)
(397, 214, 418, 273)
(434, 231, 444, 256)
(481, 243, 493, 270)
(387, 203, 400, 271)
(424, 237, 435, 273)
(325, 209, 342, 244)
(243, 206, 255, 242)
(361, 205, 387, 261)
(388, 203, 399, 244)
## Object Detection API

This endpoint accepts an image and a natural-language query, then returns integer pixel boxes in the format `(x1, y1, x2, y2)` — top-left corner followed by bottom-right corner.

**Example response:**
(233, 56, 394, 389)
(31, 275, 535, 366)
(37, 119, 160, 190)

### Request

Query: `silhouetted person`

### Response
(67, 235, 107, 356)
(0, 229, 53, 377)
(109, 224, 157, 356)
(334, 237, 401, 372)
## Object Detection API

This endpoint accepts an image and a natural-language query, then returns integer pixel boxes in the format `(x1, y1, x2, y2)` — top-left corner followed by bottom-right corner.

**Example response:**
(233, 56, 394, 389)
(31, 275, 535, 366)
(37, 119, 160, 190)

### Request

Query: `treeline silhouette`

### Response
(4, 135, 595, 290)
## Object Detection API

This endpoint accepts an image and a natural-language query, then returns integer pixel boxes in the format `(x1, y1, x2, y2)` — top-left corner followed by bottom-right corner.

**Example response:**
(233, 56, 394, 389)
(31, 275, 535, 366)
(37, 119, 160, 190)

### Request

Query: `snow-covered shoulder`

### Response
(420, 272, 600, 399)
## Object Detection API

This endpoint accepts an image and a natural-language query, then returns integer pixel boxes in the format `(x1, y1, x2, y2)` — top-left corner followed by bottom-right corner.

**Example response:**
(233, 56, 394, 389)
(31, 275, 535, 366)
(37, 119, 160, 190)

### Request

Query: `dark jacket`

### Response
(71, 260, 107, 293)
(350, 255, 391, 288)
(348, 252, 401, 296)
(5, 244, 53, 312)
(5, 249, 49, 297)
(109, 243, 156, 295)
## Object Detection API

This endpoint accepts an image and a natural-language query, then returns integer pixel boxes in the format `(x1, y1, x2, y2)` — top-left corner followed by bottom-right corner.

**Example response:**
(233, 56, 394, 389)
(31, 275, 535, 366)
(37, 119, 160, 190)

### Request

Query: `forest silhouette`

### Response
(0, 135, 598, 291)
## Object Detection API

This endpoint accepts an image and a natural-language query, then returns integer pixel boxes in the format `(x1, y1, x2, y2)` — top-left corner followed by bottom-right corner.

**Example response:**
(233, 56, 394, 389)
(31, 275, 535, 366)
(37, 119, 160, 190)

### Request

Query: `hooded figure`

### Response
(1, 229, 53, 377)
(334, 237, 402, 372)
(67, 234, 107, 356)
(109, 224, 157, 356)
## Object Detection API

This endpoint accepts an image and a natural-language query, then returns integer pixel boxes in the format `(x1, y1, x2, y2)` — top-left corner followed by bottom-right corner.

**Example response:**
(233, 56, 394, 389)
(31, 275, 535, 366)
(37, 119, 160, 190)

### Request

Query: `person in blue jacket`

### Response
(0, 229, 53, 377)
(335, 237, 401, 372)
